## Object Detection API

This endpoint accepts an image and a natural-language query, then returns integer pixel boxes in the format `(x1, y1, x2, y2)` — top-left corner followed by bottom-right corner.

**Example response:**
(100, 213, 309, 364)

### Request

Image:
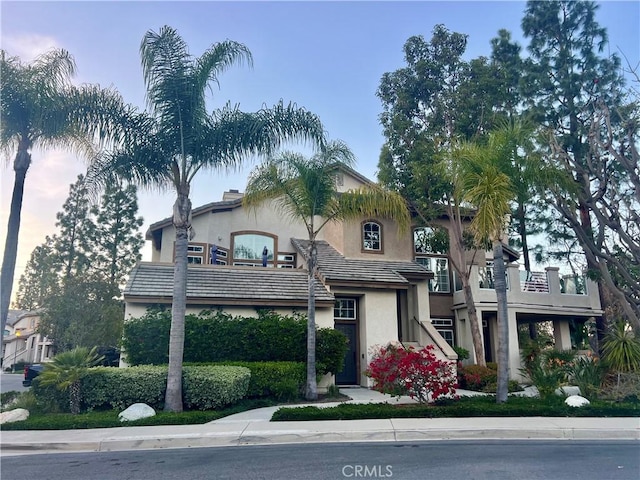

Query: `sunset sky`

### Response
(1, 1, 638, 301)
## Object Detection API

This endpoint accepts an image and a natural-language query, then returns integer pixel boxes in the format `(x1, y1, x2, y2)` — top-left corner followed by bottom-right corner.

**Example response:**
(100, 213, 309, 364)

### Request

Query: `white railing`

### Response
(520, 271, 550, 293)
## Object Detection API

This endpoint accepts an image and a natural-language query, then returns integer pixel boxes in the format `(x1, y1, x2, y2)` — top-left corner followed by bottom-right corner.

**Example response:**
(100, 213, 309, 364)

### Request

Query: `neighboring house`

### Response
(2, 310, 53, 370)
(124, 166, 602, 385)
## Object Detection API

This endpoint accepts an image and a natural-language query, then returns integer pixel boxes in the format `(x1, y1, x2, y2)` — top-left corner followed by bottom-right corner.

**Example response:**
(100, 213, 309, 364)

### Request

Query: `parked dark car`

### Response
(23, 364, 44, 387)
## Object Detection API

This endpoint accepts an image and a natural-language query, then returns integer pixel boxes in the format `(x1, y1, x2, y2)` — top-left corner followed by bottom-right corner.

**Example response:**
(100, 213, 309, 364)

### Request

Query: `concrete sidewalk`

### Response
(1, 388, 638, 456)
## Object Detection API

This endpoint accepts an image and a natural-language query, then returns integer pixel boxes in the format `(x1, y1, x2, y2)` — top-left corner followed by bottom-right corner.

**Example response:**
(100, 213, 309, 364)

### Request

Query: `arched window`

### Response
(231, 231, 276, 267)
(362, 221, 382, 252)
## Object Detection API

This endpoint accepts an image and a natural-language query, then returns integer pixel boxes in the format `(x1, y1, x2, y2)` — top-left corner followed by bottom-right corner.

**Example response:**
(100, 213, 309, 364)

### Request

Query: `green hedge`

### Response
(271, 395, 640, 421)
(211, 361, 306, 400)
(122, 309, 347, 375)
(34, 365, 250, 412)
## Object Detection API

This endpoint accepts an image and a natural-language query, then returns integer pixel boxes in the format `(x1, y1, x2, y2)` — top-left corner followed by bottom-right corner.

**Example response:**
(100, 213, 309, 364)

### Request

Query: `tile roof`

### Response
(124, 262, 334, 306)
(291, 239, 432, 288)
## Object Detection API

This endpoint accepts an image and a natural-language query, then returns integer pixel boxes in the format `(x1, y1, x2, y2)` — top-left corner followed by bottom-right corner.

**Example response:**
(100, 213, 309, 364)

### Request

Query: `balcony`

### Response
(453, 265, 601, 313)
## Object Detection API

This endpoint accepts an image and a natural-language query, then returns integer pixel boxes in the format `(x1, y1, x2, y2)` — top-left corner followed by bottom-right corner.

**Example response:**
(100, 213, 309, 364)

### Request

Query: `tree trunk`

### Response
(69, 381, 81, 415)
(463, 283, 486, 367)
(446, 201, 486, 367)
(164, 191, 191, 412)
(305, 241, 318, 400)
(493, 241, 509, 403)
(516, 202, 531, 272)
(1, 146, 31, 336)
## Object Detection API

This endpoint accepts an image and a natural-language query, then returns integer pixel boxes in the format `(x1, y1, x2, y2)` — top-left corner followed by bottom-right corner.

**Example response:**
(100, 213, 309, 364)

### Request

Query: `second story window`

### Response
(362, 221, 382, 252)
(231, 231, 276, 267)
(414, 226, 450, 293)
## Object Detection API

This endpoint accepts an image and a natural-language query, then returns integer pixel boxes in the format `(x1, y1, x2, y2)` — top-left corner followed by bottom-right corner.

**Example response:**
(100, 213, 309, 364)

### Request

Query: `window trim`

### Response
(361, 220, 384, 254)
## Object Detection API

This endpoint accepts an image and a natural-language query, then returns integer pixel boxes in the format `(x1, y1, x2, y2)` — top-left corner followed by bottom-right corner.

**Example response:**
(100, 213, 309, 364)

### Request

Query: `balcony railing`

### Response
(520, 270, 550, 293)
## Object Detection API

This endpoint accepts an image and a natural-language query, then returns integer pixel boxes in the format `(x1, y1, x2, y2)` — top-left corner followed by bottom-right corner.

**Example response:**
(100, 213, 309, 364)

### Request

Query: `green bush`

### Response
(209, 361, 305, 400)
(122, 309, 347, 376)
(81, 366, 167, 411)
(35, 365, 250, 412)
(182, 366, 251, 410)
(271, 395, 640, 421)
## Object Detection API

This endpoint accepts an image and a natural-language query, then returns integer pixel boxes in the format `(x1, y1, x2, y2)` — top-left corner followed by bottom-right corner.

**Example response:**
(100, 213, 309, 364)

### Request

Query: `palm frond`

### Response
(202, 101, 325, 171)
(195, 40, 253, 95)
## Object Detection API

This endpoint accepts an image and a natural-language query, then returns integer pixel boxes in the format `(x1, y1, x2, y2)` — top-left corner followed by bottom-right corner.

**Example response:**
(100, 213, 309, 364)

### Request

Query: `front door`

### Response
(334, 297, 358, 385)
(335, 323, 358, 385)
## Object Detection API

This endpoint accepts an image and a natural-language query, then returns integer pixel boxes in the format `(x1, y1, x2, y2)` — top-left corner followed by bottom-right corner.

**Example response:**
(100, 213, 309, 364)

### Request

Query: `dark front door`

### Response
(335, 322, 358, 385)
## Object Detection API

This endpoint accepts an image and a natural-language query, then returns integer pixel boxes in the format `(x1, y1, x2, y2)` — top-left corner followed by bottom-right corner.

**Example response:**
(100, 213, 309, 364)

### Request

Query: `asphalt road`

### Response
(2, 440, 638, 480)
(0, 372, 28, 394)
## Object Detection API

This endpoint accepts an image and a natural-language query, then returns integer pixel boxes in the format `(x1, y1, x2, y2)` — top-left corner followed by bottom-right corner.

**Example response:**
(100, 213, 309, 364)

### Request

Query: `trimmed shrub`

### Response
(210, 361, 306, 400)
(182, 366, 251, 410)
(80, 366, 168, 411)
(38, 365, 251, 412)
(122, 309, 347, 376)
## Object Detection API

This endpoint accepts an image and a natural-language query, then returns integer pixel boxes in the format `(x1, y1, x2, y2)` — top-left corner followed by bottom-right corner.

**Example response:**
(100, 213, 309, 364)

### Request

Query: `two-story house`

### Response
(2, 310, 53, 370)
(123, 166, 602, 385)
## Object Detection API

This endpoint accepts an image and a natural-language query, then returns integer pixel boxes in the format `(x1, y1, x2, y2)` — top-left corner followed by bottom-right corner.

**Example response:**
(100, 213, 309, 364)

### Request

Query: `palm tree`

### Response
(0, 49, 126, 336)
(243, 141, 410, 399)
(453, 122, 526, 403)
(87, 26, 325, 412)
(38, 346, 104, 414)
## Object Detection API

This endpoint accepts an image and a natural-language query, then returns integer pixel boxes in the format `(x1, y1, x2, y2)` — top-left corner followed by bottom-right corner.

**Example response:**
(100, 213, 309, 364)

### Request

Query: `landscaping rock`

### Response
(565, 395, 590, 407)
(556, 386, 581, 397)
(521, 385, 540, 398)
(0, 408, 29, 424)
(118, 403, 156, 422)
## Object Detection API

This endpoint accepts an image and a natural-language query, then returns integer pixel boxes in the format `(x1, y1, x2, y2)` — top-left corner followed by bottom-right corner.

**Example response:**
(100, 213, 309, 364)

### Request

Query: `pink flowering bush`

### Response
(366, 343, 458, 403)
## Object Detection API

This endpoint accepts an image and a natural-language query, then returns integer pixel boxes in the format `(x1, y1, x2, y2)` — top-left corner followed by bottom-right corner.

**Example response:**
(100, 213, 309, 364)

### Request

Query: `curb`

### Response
(2, 420, 638, 455)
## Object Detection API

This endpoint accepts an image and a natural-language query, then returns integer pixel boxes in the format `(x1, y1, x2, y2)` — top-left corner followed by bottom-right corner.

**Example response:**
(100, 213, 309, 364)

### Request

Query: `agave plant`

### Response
(38, 347, 104, 414)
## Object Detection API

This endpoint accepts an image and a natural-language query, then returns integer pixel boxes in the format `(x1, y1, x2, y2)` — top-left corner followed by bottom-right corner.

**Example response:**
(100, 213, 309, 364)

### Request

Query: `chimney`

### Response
(222, 189, 244, 201)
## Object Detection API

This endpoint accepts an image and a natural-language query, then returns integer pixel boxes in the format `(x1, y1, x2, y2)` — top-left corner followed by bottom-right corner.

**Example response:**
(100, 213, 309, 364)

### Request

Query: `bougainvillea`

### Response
(366, 343, 458, 403)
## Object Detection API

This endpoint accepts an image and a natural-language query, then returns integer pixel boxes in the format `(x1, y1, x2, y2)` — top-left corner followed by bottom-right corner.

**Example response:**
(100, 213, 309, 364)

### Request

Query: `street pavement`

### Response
(1, 388, 638, 456)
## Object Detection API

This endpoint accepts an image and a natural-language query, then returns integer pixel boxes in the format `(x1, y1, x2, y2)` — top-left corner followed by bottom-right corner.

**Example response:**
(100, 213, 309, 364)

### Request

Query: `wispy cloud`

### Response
(2, 33, 60, 61)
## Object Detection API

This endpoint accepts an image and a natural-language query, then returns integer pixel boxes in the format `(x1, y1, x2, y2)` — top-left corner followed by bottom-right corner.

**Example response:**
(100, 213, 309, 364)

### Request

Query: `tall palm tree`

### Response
(453, 123, 525, 403)
(0, 49, 126, 337)
(87, 26, 325, 412)
(243, 141, 410, 399)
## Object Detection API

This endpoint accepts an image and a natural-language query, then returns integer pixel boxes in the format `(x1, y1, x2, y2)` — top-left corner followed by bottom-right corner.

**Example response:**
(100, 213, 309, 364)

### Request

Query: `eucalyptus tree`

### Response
(0, 49, 126, 336)
(243, 141, 410, 399)
(87, 26, 325, 411)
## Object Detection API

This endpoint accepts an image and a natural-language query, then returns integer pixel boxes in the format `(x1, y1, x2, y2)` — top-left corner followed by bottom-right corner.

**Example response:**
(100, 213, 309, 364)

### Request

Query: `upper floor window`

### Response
(414, 227, 449, 254)
(414, 226, 450, 293)
(417, 257, 450, 293)
(362, 221, 382, 252)
(231, 231, 275, 266)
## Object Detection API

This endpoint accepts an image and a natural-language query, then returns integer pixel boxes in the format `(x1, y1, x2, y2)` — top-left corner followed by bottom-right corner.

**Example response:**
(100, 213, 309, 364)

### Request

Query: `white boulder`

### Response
(118, 403, 156, 422)
(565, 395, 590, 407)
(556, 386, 581, 397)
(0, 408, 29, 424)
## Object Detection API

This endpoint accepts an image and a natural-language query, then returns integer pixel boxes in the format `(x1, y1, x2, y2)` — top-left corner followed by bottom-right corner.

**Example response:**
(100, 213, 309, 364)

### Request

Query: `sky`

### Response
(1, 0, 639, 301)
